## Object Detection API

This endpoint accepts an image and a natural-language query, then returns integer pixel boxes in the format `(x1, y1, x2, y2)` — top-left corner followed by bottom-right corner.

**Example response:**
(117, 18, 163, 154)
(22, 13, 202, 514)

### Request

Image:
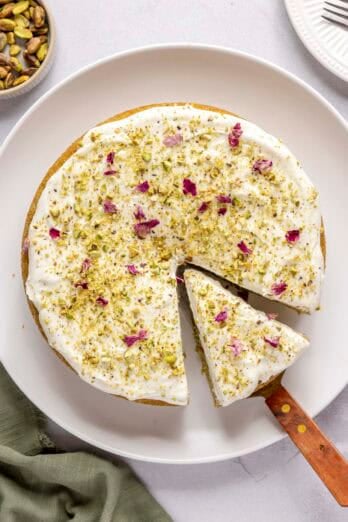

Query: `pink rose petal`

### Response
(135, 180, 150, 193)
(134, 219, 160, 238)
(266, 312, 278, 320)
(218, 207, 227, 216)
(104, 169, 117, 176)
(96, 296, 108, 307)
(252, 159, 273, 173)
(134, 206, 146, 220)
(81, 258, 91, 273)
(264, 336, 280, 348)
(285, 229, 300, 243)
(216, 195, 233, 204)
(182, 178, 197, 196)
(49, 227, 61, 240)
(22, 237, 30, 253)
(271, 281, 287, 296)
(237, 241, 252, 255)
(198, 201, 210, 213)
(127, 264, 139, 275)
(106, 151, 115, 164)
(74, 281, 88, 290)
(163, 133, 183, 147)
(103, 200, 118, 214)
(229, 337, 244, 356)
(228, 122, 243, 148)
(123, 329, 148, 347)
(215, 309, 228, 322)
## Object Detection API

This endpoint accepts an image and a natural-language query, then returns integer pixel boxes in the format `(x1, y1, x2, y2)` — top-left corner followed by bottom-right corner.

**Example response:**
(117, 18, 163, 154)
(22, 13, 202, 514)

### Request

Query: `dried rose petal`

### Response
(74, 281, 88, 290)
(229, 337, 244, 356)
(266, 312, 278, 320)
(134, 206, 146, 220)
(134, 219, 160, 238)
(123, 329, 148, 347)
(103, 200, 118, 214)
(198, 201, 209, 213)
(183, 178, 197, 196)
(163, 133, 183, 147)
(252, 159, 273, 173)
(216, 195, 233, 204)
(135, 180, 150, 193)
(218, 207, 227, 216)
(237, 241, 252, 255)
(127, 264, 139, 275)
(104, 169, 117, 176)
(96, 296, 108, 307)
(106, 151, 115, 164)
(286, 229, 300, 243)
(22, 237, 30, 253)
(81, 258, 91, 273)
(228, 122, 243, 148)
(264, 336, 280, 348)
(271, 281, 287, 296)
(49, 228, 61, 240)
(215, 310, 228, 322)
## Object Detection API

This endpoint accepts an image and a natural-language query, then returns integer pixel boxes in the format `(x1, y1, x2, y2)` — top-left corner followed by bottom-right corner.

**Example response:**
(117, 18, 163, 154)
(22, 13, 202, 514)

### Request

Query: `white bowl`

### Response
(0, 44, 347, 464)
(0, 0, 56, 100)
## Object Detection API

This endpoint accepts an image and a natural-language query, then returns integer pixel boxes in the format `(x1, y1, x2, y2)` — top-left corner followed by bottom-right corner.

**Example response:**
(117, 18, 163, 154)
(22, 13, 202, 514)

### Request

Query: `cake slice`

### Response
(184, 269, 309, 406)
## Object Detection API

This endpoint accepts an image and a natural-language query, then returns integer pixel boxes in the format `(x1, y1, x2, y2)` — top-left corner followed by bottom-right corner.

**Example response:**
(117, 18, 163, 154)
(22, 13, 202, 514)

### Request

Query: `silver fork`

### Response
(322, 0, 348, 28)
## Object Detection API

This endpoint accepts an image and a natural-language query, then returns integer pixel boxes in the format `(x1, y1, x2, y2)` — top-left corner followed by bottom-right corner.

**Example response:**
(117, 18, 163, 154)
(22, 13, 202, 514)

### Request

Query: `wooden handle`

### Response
(266, 384, 348, 506)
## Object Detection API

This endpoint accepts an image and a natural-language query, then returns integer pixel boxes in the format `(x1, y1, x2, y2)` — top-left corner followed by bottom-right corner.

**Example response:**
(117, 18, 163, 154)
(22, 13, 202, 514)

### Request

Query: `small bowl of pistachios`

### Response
(0, 0, 55, 99)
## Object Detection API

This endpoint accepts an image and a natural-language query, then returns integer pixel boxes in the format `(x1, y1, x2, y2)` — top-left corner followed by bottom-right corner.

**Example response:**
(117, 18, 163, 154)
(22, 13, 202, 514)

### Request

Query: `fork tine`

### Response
(325, 1, 348, 13)
(322, 14, 348, 28)
(324, 7, 348, 19)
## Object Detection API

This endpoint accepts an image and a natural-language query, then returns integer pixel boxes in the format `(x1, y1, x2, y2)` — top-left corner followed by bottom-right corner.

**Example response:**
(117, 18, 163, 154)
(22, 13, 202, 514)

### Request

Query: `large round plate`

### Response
(285, 0, 348, 82)
(0, 44, 347, 464)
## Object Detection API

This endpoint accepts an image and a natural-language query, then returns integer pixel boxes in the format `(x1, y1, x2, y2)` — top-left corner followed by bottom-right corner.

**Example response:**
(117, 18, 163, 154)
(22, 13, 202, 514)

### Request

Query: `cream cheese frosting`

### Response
(25, 104, 323, 404)
(184, 269, 309, 406)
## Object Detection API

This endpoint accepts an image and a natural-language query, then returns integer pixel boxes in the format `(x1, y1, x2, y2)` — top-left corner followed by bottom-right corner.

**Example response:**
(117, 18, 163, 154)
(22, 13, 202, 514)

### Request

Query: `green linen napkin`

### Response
(0, 364, 171, 522)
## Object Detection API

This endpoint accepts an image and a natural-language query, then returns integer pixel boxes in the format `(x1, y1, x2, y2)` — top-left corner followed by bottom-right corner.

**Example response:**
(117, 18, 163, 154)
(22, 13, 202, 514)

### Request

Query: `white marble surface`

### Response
(1, 1, 347, 520)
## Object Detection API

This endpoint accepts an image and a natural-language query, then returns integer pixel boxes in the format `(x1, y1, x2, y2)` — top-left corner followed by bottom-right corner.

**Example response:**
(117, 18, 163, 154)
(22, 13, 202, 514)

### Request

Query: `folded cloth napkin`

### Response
(0, 364, 171, 522)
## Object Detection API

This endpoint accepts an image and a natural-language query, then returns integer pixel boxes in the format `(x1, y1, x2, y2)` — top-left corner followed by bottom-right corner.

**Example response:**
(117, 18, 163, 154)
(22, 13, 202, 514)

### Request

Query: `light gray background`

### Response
(1, 1, 347, 521)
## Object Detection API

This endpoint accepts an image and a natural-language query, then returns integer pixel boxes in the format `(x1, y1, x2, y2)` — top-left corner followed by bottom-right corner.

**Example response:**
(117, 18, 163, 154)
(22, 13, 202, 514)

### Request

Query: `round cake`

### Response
(22, 103, 324, 406)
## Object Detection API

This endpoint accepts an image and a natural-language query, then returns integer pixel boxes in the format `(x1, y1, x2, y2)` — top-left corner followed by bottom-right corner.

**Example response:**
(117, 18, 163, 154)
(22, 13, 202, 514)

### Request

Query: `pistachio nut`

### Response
(0, 17, 15, 30)
(6, 29, 13, 42)
(13, 0, 28, 15)
(12, 73, 29, 86)
(0, 79, 4, 89)
(26, 34, 40, 53)
(9, 55, 22, 71)
(29, 0, 38, 6)
(22, 65, 37, 76)
(0, 31, 6, 50)
(0, 0, 15, 4)
(23, 49, 39, 66)
(0, 51, 9, 64)
(36, 40, 47, 61)
(33, 25, 47, 35)
(0, 3, 14, 18)
(33, 4, 44, 27)
(9, 42, 20, 55)
(14, 25, 32, 38)
(14, 13, 29, 27)
(4, 69, 13, 87)
(0, 64, 8, 78)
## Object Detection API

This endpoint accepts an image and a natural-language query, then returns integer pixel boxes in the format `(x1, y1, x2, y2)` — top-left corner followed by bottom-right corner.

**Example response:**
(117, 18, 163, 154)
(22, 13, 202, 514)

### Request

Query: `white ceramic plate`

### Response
(285, 0, 348, 82)
(0, 44, 347, 464)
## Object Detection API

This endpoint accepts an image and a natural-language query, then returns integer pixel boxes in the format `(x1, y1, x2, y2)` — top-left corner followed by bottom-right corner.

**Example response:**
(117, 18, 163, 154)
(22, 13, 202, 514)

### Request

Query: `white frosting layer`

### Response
(26, 104, 323, 404)
(185, 269, 309, 406)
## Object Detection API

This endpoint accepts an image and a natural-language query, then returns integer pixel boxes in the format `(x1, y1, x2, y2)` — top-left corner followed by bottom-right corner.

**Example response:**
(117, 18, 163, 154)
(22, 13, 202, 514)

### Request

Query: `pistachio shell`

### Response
(4, 69, 13, 87)
(14, 25, 32, 38)
(0, 3, 14, 18)
(0, 31, 6, 50)
(0, 51, 9, 64)
(33, 25, 47, 35)
(12, 73, 29, 86)
(23, 48, 38, 66)
(22, 65, 37, 76)
(6, 29, 13, 42)
(14, 13, 29, 27)
(9, 43, 20, 55)
(0, 17, 15, 30)
(33, 4, 44, 27)
(12, 1, 29, 16)
(36, 40, 47, 61)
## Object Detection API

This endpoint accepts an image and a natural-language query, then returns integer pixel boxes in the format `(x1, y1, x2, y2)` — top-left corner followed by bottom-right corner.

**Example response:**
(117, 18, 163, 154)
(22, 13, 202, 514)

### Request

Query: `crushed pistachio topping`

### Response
(26, 105, 323, 404)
